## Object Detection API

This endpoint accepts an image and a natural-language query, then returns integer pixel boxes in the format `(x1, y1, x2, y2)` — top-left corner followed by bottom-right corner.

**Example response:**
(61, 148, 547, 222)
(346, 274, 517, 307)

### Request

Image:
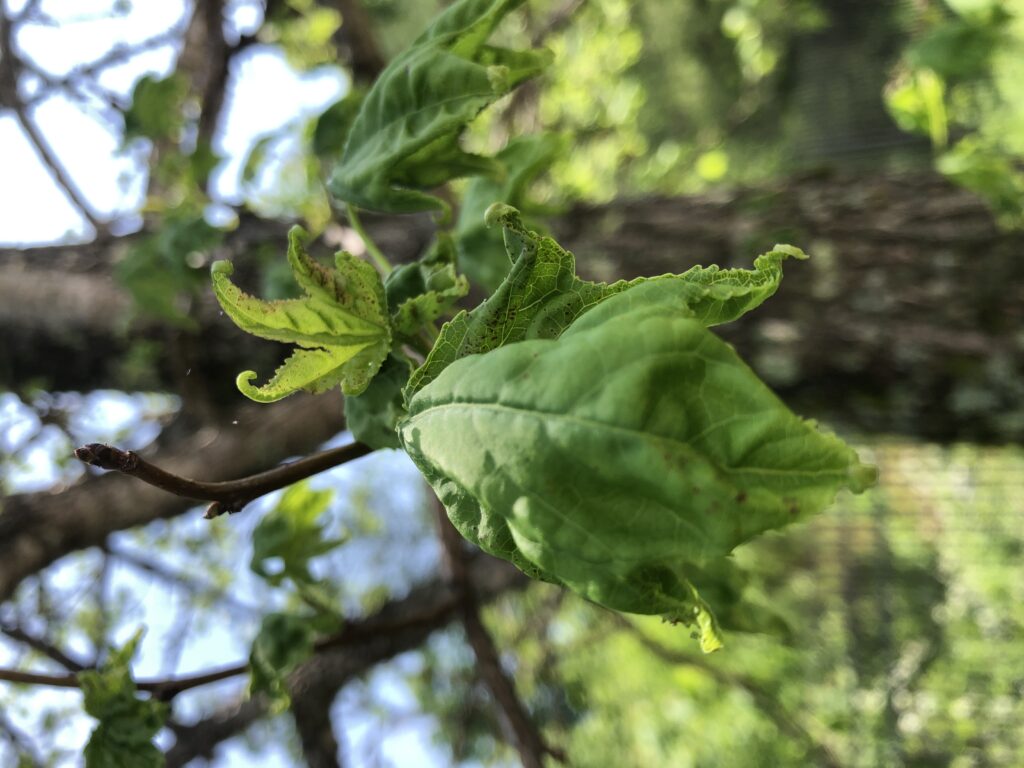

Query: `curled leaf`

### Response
(385, 235, 469, 338)
(406, 205, 806, 401)
(212, 226, 390, 401)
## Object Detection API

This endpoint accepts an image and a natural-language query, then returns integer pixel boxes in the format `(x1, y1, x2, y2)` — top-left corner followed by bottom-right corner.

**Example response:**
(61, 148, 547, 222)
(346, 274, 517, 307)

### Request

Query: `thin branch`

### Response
(0, 7, 105, 233)
(12, 102, 105, 232)
(431, 496, 563, 767)
(0, 710, 44, 768)
(0, 663, 245, 700)
(74, 440, 373, 517)
(0, 622, 87, 672)
(107, 544, 260, 617)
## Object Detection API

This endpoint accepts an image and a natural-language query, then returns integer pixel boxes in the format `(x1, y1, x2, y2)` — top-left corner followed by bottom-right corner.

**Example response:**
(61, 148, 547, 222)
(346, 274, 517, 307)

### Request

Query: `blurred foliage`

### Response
(6, 0, 1024, 765)
(407, 441, 1024, 766)
(885, 0, 1024, 225)
(79, 631, 167, 768)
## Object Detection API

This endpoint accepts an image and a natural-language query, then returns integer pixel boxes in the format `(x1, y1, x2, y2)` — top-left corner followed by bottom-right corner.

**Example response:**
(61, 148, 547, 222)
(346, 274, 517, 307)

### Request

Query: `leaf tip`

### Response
(484, 202, 521, 229)
(770, 243, 809, 261)
(287, 224, 309, 250)
(236, 370, 286, 403)
(848, 461, 879, 493)
(211, 259, 234, 278)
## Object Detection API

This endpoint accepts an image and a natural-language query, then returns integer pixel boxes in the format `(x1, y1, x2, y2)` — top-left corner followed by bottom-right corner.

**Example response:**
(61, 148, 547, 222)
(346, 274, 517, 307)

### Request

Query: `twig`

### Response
(346, 204, 393, 275)
(0, 662, 245, 701)
(107, 545, 260, 616)
(0, 622, 87, 672)
(0, 710, 43, 768)
(12, 103, 105, 233)
(0, 7, 104, 234)
(74, 440, 373, 517)
(431, 496, 564, 767)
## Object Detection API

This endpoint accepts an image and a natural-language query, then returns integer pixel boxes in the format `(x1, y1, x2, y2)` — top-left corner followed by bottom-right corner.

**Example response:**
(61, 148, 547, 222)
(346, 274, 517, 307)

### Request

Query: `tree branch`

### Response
(431, 496, 562, 767)
(0, 621, 87, 672)
(0, 6, 105, 234)
(74, 439, 373, 517)
(0, 392, 347, 604)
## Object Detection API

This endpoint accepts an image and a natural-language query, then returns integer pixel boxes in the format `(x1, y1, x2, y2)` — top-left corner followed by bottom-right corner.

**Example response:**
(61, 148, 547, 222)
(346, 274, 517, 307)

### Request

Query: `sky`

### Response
(0, 1, 458, 764)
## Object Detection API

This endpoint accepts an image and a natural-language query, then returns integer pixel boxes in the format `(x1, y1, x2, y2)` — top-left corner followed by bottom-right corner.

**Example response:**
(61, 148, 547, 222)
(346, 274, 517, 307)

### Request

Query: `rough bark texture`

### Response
(557, 171, 1024, 443)
(3, 172, 1021, 442)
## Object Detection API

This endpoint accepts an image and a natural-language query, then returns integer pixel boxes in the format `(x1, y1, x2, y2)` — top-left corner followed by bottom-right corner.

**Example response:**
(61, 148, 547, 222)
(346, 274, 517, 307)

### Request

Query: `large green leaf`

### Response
(79, 630, 167, 768)
(327, 0, 550, 214)
(399, 282, 875, 651)
(211, 226, 390, 401)
(405, 205, 806, 401)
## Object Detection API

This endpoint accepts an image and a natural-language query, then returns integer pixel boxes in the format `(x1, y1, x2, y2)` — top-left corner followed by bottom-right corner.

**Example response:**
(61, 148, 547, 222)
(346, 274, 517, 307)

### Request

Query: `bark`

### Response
(557, 171, 1024, 443)
(0, 391, 346, 604)
(3, 172, 1022, 442)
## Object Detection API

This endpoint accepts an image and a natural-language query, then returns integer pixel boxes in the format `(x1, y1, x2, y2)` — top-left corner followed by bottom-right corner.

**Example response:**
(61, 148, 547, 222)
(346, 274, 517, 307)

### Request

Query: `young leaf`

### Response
(405, 205, 806, 401)
(249, 611, 339, 711)
(344, 354, 411, 450)
(384, 234, 469, 338)
(251, 481, 343, 588)
(79, 630, 168, 768)
(399, 283, 875, 651)
(211, 226, 390, 401)
(327, 0, 550, 214)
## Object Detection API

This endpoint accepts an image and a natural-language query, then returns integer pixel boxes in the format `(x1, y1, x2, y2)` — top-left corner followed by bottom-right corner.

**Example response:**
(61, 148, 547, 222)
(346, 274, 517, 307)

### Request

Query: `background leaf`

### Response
(327, 0, 550, 214)
(79, 630, 167, 768)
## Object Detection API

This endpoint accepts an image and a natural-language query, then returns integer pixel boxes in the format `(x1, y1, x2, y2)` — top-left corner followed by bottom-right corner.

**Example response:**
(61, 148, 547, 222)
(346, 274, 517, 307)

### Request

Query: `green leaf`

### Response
(405, 205, 806, 401)
(312, 90, 365, 160)
(79, 630, 168, 768)
(385, 234, 469, 338)
(251, 481, 343, 587)
(117, 208, 223, 327)
(456, 133, 566, 291)
(212, 226, 390, 401)
(249, 611, 338, 710)
(123, 74, 186, 142)
(344, 354, 411, 450)
(399, 283, 875, 651)
(328, 0, 550, 214)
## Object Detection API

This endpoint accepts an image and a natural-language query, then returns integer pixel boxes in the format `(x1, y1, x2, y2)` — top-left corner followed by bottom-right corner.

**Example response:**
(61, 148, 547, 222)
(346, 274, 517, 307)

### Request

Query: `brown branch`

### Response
(0, 622, 87, 672)
(0, 393, 348, 604)
(107, 545, 260, 616)
(431, 496, 563, 767)
(74, 440, 373, 517)
(0, 8, 105, 234)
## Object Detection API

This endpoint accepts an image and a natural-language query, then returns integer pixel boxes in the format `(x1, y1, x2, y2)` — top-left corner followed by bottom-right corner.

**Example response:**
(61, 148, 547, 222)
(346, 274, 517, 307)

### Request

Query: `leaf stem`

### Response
(346, 204, 392, 275)
(74, 441, 373, 517)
